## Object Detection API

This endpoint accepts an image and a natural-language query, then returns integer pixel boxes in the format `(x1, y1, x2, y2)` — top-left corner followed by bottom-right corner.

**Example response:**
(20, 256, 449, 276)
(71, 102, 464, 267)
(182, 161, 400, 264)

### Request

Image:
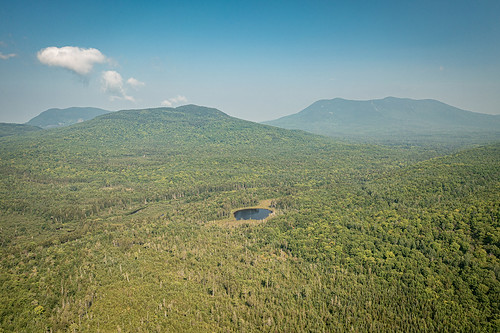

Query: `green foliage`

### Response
(0, 106, 498, 332)
(0, 123, 42, 137)
(26, 107, 109, 129)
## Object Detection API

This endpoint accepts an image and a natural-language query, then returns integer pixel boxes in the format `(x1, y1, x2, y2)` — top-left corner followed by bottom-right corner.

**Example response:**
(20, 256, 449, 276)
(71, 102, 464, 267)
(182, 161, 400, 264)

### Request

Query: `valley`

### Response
(0, 105, 498, 332)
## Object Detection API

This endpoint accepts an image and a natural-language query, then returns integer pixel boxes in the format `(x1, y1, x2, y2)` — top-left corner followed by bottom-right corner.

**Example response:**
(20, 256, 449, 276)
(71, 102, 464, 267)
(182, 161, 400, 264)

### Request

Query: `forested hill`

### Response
(0, 122, 42, 137)
(26, 106, 110, 129)
(27, 104, 339, 153)
(264, 97, 500, 145)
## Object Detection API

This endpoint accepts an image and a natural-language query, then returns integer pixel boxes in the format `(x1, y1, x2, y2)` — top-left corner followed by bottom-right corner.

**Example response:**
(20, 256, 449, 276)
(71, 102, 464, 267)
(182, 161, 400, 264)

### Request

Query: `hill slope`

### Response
(31, 104, 340, 157)
(264, 97, 500, 144)
(1, 105, 498, 332)
(0, 122, 42, 137)
(26, 106, 110, 129)
(2, 104, 376, 221)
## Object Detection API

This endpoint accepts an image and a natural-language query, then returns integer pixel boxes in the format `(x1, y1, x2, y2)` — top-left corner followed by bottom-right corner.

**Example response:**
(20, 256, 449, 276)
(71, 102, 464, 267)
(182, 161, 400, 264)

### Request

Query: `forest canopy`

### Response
(0, 106, 498, 332)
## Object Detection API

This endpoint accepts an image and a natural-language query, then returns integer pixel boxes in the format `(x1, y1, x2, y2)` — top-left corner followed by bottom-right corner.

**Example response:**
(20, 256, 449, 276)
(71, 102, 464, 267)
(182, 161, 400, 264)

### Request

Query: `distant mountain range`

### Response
(26, 107, 110, 129)
(263, 97, 500, 144)
(2, 98, 500, 147)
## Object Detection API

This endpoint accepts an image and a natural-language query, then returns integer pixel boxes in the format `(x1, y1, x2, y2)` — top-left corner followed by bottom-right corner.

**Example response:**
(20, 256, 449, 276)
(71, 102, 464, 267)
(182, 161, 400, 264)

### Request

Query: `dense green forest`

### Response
(26, 107, 110, 129)
(1, 106, 498, 332)
(0, 123, 42, 137)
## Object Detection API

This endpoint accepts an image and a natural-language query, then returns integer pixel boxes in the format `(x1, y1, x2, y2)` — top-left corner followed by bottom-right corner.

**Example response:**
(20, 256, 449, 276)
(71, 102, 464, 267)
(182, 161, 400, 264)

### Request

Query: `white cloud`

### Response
(0, 52, 16, 60)
(37, 46, 107, 75)
(127, 77, 145, 88)
(171, 95, 188, 103)
(101, 70, 135, 102)
(161, 95, 188, 107)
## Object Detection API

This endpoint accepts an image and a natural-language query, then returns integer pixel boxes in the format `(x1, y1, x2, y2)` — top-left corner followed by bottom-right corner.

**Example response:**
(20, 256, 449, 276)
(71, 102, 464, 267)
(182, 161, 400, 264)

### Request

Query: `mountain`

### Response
(43, 104, 332, 152)
(264, 97, 500, 144)
(26, 106, 110, 129)
(0, 122, 42, 137)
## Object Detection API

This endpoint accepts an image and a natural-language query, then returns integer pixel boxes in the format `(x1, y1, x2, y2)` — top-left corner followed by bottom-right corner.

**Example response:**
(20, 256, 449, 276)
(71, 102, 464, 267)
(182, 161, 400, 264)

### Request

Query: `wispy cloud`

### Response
(37, 46, 107, 75)
(127, 77, 145, 89)
(101, 70, 135, 102)
(0, 52, 16, 60)
(161, 95, 188, 107)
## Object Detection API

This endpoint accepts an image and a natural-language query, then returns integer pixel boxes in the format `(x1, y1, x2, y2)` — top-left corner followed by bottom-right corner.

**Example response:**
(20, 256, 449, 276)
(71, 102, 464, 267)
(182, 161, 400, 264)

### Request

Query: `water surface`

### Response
(234, 208, 272, 221)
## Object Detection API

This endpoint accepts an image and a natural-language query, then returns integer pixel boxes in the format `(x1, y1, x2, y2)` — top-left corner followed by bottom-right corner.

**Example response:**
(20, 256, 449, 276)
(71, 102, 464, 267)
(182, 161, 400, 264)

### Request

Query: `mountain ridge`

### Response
(263, 97, 500, 144)
(26, 106, 110, 129)
(16, 105, 335, 157)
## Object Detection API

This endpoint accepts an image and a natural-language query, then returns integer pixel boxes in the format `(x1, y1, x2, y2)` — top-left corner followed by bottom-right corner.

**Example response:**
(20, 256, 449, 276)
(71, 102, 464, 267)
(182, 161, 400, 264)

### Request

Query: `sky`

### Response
(1, 0, 499, 123)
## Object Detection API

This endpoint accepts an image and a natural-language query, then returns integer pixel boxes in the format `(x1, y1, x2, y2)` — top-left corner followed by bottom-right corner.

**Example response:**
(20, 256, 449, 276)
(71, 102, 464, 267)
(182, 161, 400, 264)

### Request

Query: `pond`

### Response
(234, 208, 272, 221)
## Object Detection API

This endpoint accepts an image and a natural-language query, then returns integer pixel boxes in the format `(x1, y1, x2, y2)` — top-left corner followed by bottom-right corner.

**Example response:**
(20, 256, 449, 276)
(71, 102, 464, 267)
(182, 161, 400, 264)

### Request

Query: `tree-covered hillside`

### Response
(26, 107, 110, 129)
(1, 105, 498, 332)
(0, 123, 42, 137)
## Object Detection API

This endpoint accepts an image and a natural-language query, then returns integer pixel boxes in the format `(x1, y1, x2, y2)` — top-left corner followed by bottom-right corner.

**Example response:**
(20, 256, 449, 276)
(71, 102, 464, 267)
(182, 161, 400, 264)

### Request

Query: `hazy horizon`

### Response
(1, 0, 499, 123)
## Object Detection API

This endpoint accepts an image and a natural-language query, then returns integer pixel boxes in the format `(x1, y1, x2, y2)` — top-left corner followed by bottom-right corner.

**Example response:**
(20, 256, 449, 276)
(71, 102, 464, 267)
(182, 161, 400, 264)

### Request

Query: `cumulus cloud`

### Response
(161, 95, 188, 107)
(37, 46, 107, 75)
(171, 95, 188, 103)
(101, 70, 135, 102)
(126, 77, 145, 88)
(0, 52, 16, 60)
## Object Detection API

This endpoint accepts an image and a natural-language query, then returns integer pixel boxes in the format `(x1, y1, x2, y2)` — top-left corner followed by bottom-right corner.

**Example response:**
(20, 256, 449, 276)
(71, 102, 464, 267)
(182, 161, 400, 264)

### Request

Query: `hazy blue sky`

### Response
(1, 0, 499, 123)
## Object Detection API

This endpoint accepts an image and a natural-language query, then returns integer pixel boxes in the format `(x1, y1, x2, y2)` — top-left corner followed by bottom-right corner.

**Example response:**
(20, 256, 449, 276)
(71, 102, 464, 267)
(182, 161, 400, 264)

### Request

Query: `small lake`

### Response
(234, 208, 272, 221)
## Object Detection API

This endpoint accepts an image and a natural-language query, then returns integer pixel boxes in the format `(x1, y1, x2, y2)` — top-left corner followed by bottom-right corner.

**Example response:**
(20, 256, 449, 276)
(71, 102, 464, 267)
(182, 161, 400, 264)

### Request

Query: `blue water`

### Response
(234, 208, 272, 220)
